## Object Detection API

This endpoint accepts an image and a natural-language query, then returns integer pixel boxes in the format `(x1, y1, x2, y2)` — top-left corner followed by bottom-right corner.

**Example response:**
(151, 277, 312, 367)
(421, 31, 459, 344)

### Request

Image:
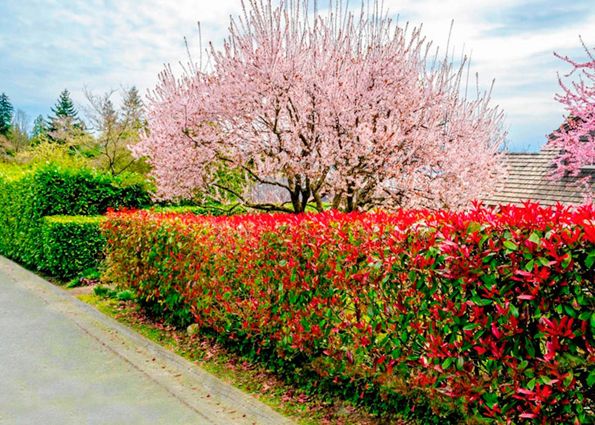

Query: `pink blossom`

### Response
(549, 39, 595, 199)
(136, 0, 506, 212)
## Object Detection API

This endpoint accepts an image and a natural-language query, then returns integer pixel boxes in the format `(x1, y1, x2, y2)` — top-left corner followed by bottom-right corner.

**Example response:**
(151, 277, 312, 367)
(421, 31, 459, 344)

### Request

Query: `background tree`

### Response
(0, 93, 14, 137)
(0, 104, 29, 158)
(135, 0, 506, 212)
(48, 89, 80, 125)
(122, 86, 145, 132)
(30, 114, 48, 145)
(8, 110, 30, 154)
(549, 39, 595, 193)
(84, 87, 148, 176)
(45, 89, 94, 153)
(47, 89, 85, 143)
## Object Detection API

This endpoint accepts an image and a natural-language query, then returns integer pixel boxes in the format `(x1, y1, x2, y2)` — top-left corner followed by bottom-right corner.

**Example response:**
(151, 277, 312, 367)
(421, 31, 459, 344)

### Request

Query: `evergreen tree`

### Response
(30, 114, 48, 145)
(32, 114, 47, 138)
(48, 89, 83, 132)
(0, 93, 14, 136)
(50, 89, 78, 120)
(122, 86, 144, 130)
(47, 89, 85, 143)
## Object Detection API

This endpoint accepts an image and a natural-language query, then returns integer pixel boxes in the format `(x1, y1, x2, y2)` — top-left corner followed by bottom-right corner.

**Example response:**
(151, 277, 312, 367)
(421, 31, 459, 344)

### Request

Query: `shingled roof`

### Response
(484, 147, 594, 206)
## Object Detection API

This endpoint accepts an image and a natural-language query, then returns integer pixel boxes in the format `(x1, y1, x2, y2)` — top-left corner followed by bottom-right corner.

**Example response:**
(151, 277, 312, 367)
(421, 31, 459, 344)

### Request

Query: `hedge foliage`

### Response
(0, 163, 150, 275)
(150, 204, 235, 216)
(103, 204, 594, 423)
(41, 215, 106, 279)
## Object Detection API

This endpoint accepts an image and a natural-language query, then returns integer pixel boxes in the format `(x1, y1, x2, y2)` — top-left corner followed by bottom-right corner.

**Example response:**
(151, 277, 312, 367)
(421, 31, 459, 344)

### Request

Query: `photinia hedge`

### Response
(102, 203, 595, 423)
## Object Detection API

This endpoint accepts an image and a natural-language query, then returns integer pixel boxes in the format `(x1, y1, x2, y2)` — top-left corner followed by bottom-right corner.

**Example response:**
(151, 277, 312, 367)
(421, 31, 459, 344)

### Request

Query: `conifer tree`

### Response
(49, 89, 78, 120)
(32, 115, 47, 138)
(30, 114, 48, 145)
(48, 89, 83, 132)
(0, 93, 14, 137)
(47, 89, 85, 143)
(122, 86, 145, 130)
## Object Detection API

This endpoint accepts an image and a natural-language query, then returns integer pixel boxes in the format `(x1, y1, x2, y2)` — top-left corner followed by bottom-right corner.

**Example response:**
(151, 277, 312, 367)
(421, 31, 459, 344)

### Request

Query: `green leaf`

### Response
(563, 370, 574, 387)
(526, 338, 536, 358)
(528, 232, 541, 245)
(471, 295, 492, 306)
(441, 357, 454, 370)
(456, 356, 464, 370)
(463, 323, 479, 331)
(483, 392, 498, 409)
(503, 240, 518, 251)
(538, 256, 551, 267)
(467, 222, 481, 234)
(585, 249, 595, 269)
(587, 369, 595, 387)
(563, 304, 576, 318)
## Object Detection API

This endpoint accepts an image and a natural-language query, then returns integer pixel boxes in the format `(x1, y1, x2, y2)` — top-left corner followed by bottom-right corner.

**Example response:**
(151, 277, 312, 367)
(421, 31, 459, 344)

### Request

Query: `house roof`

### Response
(484, 147, 594, 206)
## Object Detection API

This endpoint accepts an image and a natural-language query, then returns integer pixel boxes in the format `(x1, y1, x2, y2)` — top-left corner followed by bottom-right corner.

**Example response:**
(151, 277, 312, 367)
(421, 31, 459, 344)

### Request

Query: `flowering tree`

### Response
(550, 40, 595, 192)
(136, 0, 506, 212)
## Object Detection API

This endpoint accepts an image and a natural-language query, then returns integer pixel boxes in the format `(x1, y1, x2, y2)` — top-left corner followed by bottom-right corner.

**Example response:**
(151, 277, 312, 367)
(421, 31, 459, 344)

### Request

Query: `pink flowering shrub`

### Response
(550, 40, 595, 196)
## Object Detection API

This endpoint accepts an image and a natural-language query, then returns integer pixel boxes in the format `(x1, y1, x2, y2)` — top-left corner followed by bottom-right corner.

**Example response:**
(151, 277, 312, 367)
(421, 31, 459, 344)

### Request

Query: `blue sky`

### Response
(0, 0, 593, 151)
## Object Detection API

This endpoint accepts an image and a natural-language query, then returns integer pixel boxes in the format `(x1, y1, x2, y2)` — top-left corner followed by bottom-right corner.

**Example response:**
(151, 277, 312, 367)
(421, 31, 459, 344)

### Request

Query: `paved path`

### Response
(0, 256, 293, 425)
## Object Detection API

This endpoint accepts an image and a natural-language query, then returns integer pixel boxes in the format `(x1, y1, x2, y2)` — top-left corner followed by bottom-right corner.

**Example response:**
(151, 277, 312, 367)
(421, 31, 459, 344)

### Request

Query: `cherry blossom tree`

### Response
(135, 0, 506, 212)
(549, 39, 595, 193)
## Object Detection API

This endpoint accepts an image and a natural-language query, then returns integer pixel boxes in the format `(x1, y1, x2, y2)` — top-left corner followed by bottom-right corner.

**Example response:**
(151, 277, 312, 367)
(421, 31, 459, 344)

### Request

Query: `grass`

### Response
(75, 292, 385, 425)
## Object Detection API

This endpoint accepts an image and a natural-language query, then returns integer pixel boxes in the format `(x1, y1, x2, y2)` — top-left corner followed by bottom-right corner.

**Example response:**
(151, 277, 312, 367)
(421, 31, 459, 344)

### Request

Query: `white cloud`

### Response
(381, 0, 595, 149)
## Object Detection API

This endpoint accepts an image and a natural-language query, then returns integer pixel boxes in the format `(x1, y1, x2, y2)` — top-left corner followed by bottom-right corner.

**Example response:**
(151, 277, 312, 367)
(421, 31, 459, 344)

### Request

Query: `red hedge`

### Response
(102, 203, 595, 423)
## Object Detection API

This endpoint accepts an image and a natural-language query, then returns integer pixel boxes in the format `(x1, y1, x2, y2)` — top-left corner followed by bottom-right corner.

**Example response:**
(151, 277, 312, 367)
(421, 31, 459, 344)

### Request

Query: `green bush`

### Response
(41, 216, 106, 279)
(31, 165, 151, 216)
(0, 162, 150, 275)
(152, 202, 246, 216)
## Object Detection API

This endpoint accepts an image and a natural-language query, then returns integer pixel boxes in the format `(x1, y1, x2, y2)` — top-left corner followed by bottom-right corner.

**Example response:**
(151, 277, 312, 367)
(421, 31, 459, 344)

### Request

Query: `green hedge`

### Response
(0, 163, 150, 276)
(151, 202, 246, 216)
(41, 216, 106, 279)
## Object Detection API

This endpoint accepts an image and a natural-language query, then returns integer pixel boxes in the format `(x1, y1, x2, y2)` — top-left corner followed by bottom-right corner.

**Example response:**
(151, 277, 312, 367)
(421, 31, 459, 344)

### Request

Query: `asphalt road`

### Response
(0, 256, 292, 425)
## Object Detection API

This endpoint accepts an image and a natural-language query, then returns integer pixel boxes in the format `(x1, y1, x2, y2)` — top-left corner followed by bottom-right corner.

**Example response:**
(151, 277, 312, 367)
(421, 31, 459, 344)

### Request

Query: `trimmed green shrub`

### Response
(151, 202, 246, 216)
(0, 167, 37, 263)
(0, 162, 150, 275)
(31, 164, 151, 216)
(41, 216, 106, 279)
